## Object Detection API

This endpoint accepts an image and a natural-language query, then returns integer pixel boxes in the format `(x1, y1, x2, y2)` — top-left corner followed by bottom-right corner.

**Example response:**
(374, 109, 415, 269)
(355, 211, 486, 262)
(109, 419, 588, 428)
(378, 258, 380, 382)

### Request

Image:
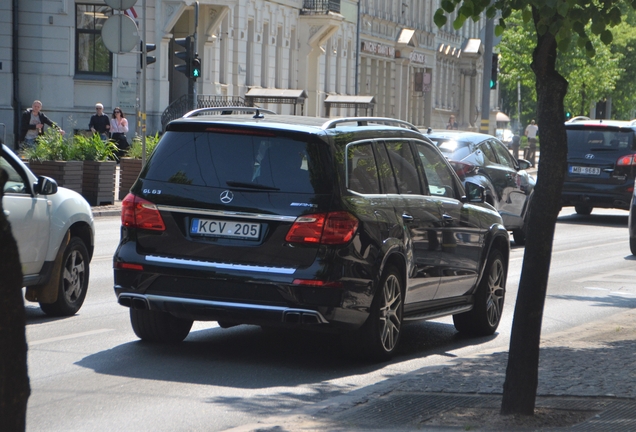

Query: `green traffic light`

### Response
(193, 69, 200, 77)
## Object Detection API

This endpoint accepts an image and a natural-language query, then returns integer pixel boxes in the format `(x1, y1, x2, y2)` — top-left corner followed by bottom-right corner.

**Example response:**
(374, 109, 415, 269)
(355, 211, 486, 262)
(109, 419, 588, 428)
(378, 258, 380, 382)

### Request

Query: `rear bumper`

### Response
(561, 181, 633, 210)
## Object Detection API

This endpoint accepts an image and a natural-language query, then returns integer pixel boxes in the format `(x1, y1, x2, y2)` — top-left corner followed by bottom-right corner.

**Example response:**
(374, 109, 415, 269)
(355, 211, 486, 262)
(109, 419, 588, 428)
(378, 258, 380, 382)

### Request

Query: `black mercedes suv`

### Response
(562, 117, 636, 215)
(113, 108, 510, 360)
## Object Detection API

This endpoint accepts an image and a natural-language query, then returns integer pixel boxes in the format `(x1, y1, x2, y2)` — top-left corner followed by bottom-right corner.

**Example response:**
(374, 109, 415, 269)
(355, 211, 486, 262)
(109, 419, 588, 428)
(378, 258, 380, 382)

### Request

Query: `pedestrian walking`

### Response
(524, 119, 538, 166)
(89, 103, 110, 140)
(110, 107, 129, 160)
(19, 100, 65, 149)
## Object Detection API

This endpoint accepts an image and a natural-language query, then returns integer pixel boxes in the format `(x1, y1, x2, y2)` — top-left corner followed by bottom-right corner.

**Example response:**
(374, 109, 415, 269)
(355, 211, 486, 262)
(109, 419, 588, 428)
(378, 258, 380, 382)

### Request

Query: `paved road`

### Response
(24, 206, 636, 431)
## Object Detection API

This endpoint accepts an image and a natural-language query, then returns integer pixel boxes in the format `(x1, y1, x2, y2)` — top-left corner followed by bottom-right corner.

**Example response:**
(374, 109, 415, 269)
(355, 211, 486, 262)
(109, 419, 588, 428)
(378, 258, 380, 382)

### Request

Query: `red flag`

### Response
(125, 7, 137, 19)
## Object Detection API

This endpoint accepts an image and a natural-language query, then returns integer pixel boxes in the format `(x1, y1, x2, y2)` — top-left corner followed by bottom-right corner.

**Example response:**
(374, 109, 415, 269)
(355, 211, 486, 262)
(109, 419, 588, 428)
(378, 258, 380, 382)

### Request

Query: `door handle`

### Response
(402, 213, 414, 221)
(442, 214, 454, 224)
(3, 210, 8, 217)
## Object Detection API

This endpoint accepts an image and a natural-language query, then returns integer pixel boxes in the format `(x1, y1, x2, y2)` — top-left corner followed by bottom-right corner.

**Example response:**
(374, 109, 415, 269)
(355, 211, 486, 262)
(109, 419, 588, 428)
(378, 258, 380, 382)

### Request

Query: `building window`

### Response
(75, 4, 112, 76)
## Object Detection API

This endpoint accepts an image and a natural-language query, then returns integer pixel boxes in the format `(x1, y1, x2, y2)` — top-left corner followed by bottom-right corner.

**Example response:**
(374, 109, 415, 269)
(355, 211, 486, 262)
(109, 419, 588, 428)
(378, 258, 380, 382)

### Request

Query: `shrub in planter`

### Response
(20, 129, 83, 194)
(119, 133, 161, 199)
(73, 134, 118, 206)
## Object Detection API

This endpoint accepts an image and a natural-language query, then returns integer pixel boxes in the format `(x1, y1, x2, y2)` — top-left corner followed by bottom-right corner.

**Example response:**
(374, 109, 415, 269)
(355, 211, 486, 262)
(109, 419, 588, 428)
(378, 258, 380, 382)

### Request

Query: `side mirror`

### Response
(34, 176, 58, 195)
(462, 182, 485, 203)
(517, 159, 532, 170)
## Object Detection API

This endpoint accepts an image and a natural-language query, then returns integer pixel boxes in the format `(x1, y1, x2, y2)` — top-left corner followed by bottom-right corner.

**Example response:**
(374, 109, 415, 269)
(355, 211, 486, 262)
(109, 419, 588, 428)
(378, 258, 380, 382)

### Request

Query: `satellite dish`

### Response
(104, 0, 137, 11)
(101, 14, 140, 54)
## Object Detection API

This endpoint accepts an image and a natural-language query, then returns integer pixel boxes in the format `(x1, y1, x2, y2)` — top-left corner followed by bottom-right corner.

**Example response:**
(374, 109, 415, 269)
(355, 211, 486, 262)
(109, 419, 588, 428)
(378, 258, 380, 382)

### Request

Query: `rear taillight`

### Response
(285, 211, 358, 245)
(616, 154, 636, 166)
(449, 161, 477, 179)
(114, 262, 144, 271)
(121, 193, 166, 231)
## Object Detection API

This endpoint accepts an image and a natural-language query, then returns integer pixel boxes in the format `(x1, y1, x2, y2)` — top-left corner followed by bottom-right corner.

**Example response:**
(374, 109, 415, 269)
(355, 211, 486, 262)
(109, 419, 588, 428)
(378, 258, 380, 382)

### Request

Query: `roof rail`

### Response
(566, 116, 591, 123)
(182, 107, 277, 118)
(322, 117, 420, 132)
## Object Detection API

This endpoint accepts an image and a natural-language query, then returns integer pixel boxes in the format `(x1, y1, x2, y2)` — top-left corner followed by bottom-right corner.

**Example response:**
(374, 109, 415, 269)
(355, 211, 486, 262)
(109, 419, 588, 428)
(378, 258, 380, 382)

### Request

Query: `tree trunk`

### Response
(0, 168, 30, 430)
(501, 13, 569, 415)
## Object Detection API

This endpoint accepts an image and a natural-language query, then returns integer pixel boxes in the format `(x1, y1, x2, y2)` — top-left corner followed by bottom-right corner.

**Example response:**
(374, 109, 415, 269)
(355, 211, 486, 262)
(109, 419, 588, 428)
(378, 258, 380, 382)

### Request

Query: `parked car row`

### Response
(425, 130, 535, 246)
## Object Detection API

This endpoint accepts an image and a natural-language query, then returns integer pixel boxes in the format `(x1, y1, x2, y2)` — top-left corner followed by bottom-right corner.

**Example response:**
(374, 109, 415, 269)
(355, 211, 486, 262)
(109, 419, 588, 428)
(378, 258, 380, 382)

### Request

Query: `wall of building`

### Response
(0, 0, 492, 148)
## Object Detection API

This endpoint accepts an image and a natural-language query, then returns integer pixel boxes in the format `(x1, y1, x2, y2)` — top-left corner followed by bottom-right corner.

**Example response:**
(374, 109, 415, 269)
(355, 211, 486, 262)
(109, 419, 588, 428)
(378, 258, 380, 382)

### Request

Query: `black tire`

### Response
(130, 308, 193, 343)
(343, 266, 404, 362)
(630, 237, 636, 256)
(453, 249, 506, 336)
(575, 205, 593, 215)
(39, 237, 90, 316)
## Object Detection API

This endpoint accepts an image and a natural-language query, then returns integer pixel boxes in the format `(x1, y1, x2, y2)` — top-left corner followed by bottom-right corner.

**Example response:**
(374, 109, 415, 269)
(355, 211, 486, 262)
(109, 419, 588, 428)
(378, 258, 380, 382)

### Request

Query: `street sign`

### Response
(102, 14, 140, 54)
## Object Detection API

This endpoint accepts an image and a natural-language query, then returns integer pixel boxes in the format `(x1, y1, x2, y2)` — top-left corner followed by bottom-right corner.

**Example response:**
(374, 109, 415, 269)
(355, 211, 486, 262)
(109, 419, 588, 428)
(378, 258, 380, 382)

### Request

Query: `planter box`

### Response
(82, 160, 117, 206)
(119, 158, 143, 200)
(28, 161, 83, 195)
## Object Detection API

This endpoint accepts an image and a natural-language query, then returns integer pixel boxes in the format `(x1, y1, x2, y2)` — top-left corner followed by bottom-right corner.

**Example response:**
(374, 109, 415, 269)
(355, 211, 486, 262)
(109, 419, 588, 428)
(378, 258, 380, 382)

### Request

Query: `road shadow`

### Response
(75, 319, 498, 392)
(557, 212, 628, 227)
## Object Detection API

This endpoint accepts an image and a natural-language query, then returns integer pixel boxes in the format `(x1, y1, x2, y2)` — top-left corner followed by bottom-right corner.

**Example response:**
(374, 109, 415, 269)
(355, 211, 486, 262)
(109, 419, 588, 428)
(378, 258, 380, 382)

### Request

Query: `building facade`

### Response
(0, 0, 496, 148)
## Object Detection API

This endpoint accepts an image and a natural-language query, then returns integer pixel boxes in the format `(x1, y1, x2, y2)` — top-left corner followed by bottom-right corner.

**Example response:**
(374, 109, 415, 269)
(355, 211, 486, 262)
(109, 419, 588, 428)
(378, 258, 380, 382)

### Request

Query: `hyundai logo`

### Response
(585, 154, 595, 159)
(220, 190, 234, 204)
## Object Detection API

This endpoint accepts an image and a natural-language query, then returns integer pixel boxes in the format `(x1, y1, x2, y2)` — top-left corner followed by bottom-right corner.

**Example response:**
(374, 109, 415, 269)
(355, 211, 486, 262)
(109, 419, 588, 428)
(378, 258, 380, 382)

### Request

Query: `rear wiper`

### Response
(226, 181, 280, 191)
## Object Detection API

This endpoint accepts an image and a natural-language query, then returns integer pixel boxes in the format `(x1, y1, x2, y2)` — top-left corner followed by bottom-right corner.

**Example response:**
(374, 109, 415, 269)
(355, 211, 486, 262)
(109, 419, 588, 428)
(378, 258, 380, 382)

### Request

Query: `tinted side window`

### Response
(415, 142, 457, 199)
(0, 155, 27, 194)
(384, 140, 422, 194)
(490, 139, 516, 169)
(374, 143, 399, 194)
(142, 131, 325, 193)
(347, 142, 380, 194)
(478, 141, 497, 162)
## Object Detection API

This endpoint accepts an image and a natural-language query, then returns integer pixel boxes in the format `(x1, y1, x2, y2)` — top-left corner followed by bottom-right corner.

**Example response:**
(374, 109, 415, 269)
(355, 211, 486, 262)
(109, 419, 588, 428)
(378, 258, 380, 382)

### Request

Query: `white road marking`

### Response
(29, 329, 114, 346)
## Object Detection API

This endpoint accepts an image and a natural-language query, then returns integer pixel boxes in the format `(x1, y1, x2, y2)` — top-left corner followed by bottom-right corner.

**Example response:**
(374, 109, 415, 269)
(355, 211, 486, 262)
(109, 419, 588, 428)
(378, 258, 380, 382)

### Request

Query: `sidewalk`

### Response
(227, 308, 636, 431)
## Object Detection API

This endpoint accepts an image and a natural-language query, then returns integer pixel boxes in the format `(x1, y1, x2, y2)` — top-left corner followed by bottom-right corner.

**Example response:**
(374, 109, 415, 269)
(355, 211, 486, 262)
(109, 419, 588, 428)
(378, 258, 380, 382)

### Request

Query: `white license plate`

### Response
(191, 218, 261, 239)
(571, 166, 601, 175)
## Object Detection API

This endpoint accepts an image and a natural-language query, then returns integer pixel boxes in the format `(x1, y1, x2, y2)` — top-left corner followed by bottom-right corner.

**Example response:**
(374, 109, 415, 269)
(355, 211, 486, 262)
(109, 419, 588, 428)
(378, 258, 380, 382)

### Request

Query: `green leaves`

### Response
(434, 9, 448, 27)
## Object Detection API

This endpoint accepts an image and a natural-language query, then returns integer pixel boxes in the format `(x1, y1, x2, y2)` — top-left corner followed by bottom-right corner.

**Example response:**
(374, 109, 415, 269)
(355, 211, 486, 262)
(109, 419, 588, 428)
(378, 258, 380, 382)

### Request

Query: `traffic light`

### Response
(174, 36, 193, 77)
(191, 54, 201, 80)
(140, 41, 156, 68)
(566, 111, 572, 120)
(490, 53, 498, 89)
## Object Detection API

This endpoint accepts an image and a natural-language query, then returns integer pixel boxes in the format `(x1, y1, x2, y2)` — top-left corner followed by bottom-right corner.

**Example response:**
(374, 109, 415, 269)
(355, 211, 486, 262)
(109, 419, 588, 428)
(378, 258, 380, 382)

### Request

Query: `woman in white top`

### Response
(110, 107, 129, 160)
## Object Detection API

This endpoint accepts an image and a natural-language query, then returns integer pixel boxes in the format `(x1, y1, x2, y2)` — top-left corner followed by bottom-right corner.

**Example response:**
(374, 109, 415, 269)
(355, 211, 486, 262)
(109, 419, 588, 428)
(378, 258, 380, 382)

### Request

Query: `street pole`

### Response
(480, 18, 493, 134)
(141, 0, 147, 166)
(193, 2, 199, 111)
(517, 79, 521, 134)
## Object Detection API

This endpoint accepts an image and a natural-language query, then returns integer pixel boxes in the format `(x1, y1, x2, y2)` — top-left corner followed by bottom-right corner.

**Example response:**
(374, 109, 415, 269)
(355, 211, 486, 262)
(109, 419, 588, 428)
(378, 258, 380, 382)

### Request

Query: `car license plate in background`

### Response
(570, 166, 601, 175)
(191, 218, 260, 239)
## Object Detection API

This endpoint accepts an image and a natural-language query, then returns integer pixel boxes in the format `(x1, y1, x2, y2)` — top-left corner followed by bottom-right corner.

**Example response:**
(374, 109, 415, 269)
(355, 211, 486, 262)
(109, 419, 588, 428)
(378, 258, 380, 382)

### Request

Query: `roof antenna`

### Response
(427, 127, 432, 134)
(253, 108, 264, 119)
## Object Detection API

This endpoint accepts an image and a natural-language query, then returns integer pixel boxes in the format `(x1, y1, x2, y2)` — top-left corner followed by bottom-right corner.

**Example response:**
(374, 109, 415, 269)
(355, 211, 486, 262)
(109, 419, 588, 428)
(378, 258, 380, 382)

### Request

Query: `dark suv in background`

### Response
(113, 109, 510, 360)
(562, 117, 636, 215)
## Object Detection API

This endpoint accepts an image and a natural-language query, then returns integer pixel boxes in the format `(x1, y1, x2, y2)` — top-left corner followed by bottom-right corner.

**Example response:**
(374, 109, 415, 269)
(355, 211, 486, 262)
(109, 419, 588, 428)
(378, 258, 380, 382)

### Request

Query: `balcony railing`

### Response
(300, 0, 340, 15)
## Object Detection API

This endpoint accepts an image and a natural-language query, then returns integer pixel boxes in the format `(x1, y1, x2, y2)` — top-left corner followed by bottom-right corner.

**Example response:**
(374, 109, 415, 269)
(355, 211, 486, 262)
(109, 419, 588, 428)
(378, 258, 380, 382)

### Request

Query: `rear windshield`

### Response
(566, 129, 635, 154)
(141, 130, 330, 193)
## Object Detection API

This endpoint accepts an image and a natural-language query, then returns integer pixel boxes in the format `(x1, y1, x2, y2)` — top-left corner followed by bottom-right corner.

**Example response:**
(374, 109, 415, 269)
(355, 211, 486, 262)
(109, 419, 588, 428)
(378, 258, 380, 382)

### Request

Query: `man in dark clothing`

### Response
(19, 100, 65, 148)
(89, 103, 110, 140)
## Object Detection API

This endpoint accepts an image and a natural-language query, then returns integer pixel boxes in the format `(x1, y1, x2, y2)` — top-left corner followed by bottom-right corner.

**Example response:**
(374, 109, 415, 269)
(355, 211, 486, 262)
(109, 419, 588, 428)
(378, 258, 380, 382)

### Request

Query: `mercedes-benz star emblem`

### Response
(585, 154, 595, 159)
(220, 190, 234, 203)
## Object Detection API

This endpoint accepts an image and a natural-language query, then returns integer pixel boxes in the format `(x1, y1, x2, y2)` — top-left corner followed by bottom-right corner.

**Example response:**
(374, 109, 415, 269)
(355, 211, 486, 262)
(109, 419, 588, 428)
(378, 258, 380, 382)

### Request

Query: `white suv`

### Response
(1, 144, 94, 316)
